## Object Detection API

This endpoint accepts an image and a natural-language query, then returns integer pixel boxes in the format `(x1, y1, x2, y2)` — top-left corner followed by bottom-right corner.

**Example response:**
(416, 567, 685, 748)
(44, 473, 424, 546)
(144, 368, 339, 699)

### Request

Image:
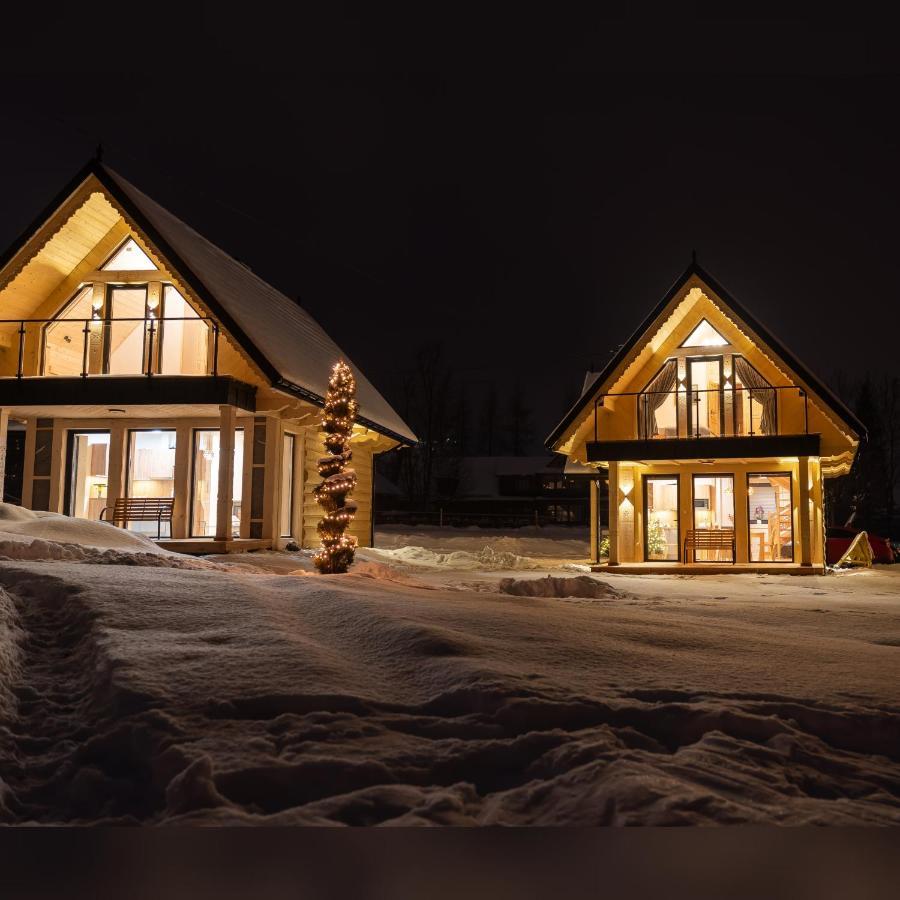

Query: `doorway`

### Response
(65, 431, 111, 519)
(643, 475, 680, 561)
(692, 474, 735, 561)
(687, 357, 724, 437)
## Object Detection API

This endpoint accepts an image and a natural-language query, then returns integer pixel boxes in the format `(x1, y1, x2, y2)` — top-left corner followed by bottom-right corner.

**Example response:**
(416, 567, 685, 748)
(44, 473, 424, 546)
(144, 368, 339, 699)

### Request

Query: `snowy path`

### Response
(1, 550, 899, 825)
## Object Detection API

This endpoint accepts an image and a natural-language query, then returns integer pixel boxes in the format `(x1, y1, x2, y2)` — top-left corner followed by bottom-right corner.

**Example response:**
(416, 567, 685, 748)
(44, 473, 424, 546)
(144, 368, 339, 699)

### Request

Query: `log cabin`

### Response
(546, 259, 865, 573)
(0, 157, 416, 552)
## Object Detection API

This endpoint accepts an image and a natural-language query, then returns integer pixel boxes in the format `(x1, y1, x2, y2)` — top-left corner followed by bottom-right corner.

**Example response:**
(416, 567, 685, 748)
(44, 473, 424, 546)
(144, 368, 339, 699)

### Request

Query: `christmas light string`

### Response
(313, 360, 359, 573)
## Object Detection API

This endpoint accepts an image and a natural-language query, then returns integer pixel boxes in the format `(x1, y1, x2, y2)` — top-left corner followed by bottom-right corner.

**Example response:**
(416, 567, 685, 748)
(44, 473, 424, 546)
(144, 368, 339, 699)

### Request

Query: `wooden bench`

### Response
(683, 528, 735, 564)
(100, 497, 174, 539)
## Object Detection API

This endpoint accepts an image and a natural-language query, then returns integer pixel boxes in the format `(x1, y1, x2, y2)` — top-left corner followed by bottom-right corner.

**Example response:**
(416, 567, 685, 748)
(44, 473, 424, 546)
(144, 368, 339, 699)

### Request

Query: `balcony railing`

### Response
(592, 384, 810, 442)
(0, 316, 220, 378)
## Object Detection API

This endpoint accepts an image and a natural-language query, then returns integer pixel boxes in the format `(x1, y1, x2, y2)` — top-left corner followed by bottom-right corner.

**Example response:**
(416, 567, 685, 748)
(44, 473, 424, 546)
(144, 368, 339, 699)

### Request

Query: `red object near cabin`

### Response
(825, 527, 895, 565)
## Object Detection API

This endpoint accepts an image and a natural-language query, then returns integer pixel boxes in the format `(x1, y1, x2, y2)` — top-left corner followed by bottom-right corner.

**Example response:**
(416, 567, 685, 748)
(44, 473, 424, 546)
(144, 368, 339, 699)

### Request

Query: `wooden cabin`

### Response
(545, 260, 864, 573)
(0, 158, 416, 552)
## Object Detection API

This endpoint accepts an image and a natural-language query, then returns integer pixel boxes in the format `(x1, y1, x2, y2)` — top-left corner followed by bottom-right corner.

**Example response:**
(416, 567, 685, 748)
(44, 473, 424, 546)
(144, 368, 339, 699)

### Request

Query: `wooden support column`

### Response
(0, 409, 8, 500)
(733, 471, 750, 563)
(106, 423, 127, 511)
(607, 462, 619, 566)
(48, 420, 65, 513)
(215, 404, 236, 541)
(589, 478, 599, 564)
(172, 423, 192, 539)
(798, 455, 812, 566)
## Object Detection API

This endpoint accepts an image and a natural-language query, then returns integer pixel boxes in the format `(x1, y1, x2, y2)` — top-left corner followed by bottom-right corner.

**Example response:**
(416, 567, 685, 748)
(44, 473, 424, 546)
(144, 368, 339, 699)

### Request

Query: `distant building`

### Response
(377, 455, 603, 527)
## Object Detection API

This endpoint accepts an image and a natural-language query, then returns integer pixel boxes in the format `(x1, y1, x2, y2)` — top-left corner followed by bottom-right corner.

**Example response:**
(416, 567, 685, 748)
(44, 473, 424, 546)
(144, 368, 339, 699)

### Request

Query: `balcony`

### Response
(0, 314, 221, 379)
(586, 385, 820, 462)
(0, 316, 256, 412)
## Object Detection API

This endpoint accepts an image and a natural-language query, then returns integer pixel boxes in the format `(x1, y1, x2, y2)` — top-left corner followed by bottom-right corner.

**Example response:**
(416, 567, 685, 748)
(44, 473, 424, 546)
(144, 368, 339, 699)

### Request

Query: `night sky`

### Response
(1, 9, 897, 447)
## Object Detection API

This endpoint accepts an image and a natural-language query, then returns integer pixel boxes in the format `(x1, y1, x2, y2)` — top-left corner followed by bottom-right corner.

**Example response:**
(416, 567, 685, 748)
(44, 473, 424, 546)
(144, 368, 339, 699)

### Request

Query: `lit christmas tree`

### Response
(313, 360, 359, 573)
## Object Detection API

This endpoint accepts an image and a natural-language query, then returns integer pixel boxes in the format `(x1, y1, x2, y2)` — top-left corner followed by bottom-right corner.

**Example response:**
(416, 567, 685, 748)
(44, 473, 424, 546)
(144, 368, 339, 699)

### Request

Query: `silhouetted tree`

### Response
(506, 381, 534, 455)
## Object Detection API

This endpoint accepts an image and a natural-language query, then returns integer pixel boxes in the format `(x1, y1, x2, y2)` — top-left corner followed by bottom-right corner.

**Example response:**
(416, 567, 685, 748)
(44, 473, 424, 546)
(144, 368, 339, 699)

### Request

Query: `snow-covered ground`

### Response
(0, 513, 898, 825)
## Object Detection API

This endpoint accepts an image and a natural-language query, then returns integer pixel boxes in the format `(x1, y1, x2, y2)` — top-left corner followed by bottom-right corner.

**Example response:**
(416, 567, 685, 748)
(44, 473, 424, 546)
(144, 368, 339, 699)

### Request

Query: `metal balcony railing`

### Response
(592, 384, 809, 442)
(0, 316, 220, 378)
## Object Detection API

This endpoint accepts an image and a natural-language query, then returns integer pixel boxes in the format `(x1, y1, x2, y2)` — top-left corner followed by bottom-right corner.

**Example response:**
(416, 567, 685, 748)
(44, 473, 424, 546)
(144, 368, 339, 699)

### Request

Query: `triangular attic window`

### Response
(680, 319, 728, 347)
(102, 238, 157, 271)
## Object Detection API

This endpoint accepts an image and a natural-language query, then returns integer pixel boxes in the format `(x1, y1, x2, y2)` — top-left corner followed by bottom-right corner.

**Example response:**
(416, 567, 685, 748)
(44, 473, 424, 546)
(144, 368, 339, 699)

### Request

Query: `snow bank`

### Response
(368, 544, 545, 571)
(498, 575, 623, 599)
(375, 525, 589, 560)
(0, 504, 213, 569)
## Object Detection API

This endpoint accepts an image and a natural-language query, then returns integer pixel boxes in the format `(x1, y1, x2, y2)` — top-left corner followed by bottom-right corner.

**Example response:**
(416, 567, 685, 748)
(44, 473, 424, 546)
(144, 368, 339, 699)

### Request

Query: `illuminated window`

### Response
(191, 429, 244, 538)
(66, 431, 110, 519)
(747, 473, 793, 562)
(688, 357, 723, 437)
(280, 434, 295, 537)
(680, 319, 728, 347)
(638, 360, 678, 439)
(102, 238, 157, 271)
(733, 357, 776, 435)
(644, 475, 679, 561)
(43, 287, 99, 375)
(692, 475, 735, 561)
(127, 430, 176, 535)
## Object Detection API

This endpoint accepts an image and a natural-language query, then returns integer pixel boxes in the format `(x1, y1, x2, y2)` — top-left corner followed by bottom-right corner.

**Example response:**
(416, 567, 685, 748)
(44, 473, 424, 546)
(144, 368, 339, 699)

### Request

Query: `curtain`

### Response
(734, 357, 776, 435)
(639, 360, 678, 439)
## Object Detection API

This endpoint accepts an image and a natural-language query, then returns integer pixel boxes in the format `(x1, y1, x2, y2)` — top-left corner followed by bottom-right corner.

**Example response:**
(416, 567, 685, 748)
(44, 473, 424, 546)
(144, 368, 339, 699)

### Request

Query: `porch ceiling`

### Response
(5, 403, 256, 420)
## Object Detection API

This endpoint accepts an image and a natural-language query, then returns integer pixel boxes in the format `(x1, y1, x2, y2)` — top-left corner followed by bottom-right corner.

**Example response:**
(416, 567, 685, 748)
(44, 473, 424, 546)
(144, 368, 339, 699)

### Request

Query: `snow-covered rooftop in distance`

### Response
(102, 166, 416, 444)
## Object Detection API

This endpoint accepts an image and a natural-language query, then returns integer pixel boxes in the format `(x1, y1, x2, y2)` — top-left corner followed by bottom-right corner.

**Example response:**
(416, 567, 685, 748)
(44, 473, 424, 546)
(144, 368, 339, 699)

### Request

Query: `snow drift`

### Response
(0, 547, 898, 826)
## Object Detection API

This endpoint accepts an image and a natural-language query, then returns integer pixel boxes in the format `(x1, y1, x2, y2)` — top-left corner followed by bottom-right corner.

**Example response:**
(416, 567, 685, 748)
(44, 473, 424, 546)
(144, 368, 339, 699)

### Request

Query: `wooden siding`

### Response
(301, 429, 374, 549)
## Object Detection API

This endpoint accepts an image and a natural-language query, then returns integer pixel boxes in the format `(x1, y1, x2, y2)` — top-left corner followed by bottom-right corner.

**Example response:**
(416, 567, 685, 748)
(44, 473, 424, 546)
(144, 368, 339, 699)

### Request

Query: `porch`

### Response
(591, 561, 821, 575)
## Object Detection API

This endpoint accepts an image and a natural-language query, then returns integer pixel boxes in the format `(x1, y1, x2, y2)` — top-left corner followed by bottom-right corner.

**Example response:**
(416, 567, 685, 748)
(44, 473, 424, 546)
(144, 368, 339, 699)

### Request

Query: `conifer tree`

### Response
(313, 361, 358, 573)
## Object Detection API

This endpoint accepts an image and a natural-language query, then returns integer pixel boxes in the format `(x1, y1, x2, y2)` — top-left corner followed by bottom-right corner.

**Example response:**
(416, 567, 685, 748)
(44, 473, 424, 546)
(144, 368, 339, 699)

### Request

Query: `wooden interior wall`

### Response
(301, 428, 374, 549)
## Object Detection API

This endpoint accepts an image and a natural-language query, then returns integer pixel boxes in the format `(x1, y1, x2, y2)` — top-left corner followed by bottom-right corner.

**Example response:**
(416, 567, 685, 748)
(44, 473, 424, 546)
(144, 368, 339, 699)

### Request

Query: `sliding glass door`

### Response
(643, 475, 680, 561)
(191, 429, 244, 537)
(66, 431, 110, 519)
(127, 430, 177, 534)
(692, 475, 735, 561)
(747, 473, 793, 562)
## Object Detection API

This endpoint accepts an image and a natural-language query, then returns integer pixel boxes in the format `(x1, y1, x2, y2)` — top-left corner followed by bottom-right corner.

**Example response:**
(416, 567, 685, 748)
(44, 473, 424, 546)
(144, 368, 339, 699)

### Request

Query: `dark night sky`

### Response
(1, 7, 898, 446)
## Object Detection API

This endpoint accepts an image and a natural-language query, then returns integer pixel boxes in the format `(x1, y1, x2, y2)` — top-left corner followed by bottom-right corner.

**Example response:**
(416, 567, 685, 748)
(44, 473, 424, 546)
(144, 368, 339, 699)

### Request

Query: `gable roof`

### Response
(545, 259, 866, 449)
(0, 158, 416, 445)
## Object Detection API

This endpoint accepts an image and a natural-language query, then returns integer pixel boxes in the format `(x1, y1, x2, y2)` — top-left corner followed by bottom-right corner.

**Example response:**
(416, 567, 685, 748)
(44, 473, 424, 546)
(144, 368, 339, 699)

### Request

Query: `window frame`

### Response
(746, 471, 794, 563)
(642, 473, 681, 562)
(126, 428, 178, 500)
(64, 428, 111, 517)
(189, 427, 245, 538)
(690, 473, 736, 562)
(686, 355, 724, 438)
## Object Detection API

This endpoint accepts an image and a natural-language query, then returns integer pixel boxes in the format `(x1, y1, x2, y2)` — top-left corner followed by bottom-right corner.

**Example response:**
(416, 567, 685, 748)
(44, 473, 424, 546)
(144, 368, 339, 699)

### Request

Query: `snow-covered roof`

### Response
(98, 166, 416, 444)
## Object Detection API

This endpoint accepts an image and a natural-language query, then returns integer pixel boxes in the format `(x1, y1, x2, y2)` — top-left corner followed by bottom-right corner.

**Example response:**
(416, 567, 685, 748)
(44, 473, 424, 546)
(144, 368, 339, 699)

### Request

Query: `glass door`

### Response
(66, 431, 110, 519)
(643, 475, 680, 561)
(747, 473, 793, 562)
(687, 357, 724, 437)
(692, 475, 735, 561)
(191, 429, 245, 537)
(127, 430, 177, 534)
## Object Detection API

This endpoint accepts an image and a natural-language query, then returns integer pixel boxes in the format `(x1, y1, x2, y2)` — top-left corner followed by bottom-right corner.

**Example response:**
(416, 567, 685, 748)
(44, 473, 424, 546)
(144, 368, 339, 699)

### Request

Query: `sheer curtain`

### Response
(734, 357, 776, 434)
(639, 360, 678, 439)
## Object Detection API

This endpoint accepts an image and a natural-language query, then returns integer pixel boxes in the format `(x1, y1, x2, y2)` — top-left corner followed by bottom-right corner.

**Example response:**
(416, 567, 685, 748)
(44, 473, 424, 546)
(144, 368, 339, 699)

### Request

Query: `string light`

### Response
(313, 360, 359, 574)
